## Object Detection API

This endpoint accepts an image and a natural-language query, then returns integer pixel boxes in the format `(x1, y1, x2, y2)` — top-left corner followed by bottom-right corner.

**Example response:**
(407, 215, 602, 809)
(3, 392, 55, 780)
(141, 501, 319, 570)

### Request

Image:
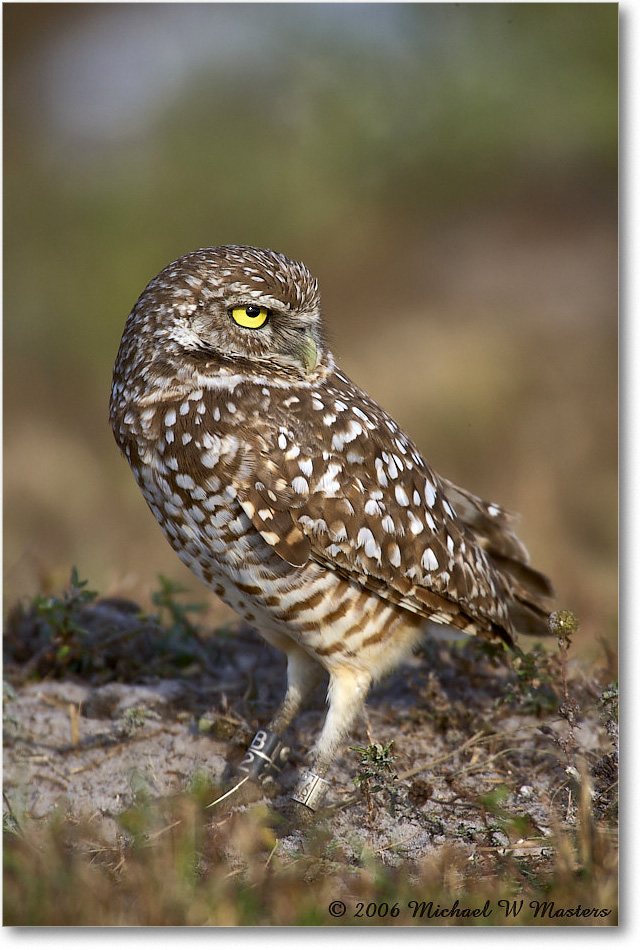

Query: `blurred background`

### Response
(3, 3, 617, 659)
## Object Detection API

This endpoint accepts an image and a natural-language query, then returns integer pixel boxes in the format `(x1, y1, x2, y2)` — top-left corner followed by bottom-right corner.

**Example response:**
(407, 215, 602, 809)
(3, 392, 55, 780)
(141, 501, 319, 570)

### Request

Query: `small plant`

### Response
(478, 785, 542, 845)
(469, 637, 512, 668)
(6, 567, 101, 676)
(352, 740, 399, 818)
(145, 575, 221, 673)
(119, 707, 149, 736)
(551, 611, 581, 770)
(549, 609, 580, 644)
(598, 682, 618, 730)
(501, 642, 558, 715)
(150, 576, 206, 638)
(496, 610, 581, 719)
(4, 571, 225, 683)
(592, 682, 618, 822)
(32, 567, 97, 660)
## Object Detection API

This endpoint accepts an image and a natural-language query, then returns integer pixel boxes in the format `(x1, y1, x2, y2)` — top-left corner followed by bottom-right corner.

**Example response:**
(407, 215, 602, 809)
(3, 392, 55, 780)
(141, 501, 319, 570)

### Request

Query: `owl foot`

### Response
(277, 797, 326, 834)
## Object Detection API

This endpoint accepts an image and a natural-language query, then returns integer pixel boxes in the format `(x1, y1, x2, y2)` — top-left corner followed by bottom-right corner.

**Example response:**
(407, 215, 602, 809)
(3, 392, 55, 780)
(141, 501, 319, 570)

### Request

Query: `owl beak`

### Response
(299, 331, 318, 375)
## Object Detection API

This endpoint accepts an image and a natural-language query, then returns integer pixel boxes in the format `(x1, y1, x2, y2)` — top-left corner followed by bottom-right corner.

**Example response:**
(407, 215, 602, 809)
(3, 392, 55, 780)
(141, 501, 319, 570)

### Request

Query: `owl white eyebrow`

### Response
(227, 288, 287, 309)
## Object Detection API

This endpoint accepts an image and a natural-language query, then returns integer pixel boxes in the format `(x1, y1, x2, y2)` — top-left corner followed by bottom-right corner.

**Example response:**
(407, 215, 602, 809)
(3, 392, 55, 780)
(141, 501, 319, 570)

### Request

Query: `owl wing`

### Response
(182, 379, 551, 637)
(231, 396, 512, 635)
(236, 466, 312, 568)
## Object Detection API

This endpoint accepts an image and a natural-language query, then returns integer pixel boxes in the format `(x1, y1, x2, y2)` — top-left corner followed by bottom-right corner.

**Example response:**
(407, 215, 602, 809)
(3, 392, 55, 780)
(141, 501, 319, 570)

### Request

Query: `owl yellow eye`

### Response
(230, 305, 270, 329)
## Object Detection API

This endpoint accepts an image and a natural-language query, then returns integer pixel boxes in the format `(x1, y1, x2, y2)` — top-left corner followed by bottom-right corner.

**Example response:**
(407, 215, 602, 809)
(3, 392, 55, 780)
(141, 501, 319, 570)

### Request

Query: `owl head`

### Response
(113, 246, 325, 398)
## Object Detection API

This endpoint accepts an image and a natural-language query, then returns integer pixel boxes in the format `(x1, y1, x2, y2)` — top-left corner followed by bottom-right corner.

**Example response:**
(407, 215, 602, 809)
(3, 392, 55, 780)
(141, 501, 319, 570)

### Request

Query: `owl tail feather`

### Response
(491, 555, 556, 637)
(441, 478, 555, 639)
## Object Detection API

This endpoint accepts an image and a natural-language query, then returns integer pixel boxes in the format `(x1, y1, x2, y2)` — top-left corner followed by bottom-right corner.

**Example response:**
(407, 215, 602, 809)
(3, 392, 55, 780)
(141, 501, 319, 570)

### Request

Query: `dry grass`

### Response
(3, 777, 617, 926)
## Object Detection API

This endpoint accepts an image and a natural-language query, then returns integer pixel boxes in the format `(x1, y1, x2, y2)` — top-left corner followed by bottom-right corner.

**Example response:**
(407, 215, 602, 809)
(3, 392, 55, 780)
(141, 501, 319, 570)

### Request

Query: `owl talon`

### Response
(237, 729, 290, 783)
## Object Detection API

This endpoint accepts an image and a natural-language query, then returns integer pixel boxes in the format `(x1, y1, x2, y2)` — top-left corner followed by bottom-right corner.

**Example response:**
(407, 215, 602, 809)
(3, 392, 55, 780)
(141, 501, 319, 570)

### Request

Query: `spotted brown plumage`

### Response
(110, 245, 555, 806)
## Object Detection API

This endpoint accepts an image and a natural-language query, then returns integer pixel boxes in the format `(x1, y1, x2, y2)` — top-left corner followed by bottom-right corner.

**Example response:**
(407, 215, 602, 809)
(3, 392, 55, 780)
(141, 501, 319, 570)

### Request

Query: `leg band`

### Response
(237, 729, 289, 783)
(291, 769, 330, 811)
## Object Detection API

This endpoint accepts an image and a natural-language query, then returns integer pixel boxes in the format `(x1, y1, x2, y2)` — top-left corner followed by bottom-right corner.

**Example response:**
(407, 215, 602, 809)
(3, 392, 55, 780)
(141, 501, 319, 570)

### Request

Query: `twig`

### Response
(397, 729, 488, 781)
(144, 818, 184, 843)
(265, 839, 279, 868)
(68, 728, 167, 773)
(207, 775, 250, 808)
(376, 831, 421, 854)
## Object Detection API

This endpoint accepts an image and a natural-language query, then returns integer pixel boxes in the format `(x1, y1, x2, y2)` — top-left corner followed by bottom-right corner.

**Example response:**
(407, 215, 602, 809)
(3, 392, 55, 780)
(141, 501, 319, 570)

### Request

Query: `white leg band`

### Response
(291, 769, 330, 811)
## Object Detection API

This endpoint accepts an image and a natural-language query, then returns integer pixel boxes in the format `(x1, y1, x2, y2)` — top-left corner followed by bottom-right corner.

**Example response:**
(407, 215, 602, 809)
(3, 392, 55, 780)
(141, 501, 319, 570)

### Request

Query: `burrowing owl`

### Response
(110, 245, 554, 809)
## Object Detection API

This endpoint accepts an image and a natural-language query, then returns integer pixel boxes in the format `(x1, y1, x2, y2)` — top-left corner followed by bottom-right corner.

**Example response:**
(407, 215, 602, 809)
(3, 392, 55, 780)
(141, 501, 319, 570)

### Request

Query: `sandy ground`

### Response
(3, 594, 618, 870)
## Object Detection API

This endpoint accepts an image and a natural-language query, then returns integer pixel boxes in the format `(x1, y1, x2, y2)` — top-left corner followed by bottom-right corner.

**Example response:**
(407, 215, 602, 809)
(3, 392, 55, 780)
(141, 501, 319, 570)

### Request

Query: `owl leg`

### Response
(292, 665, 372, 810)
(237, 642, 322, 786)
(269, 646, 324, 735)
